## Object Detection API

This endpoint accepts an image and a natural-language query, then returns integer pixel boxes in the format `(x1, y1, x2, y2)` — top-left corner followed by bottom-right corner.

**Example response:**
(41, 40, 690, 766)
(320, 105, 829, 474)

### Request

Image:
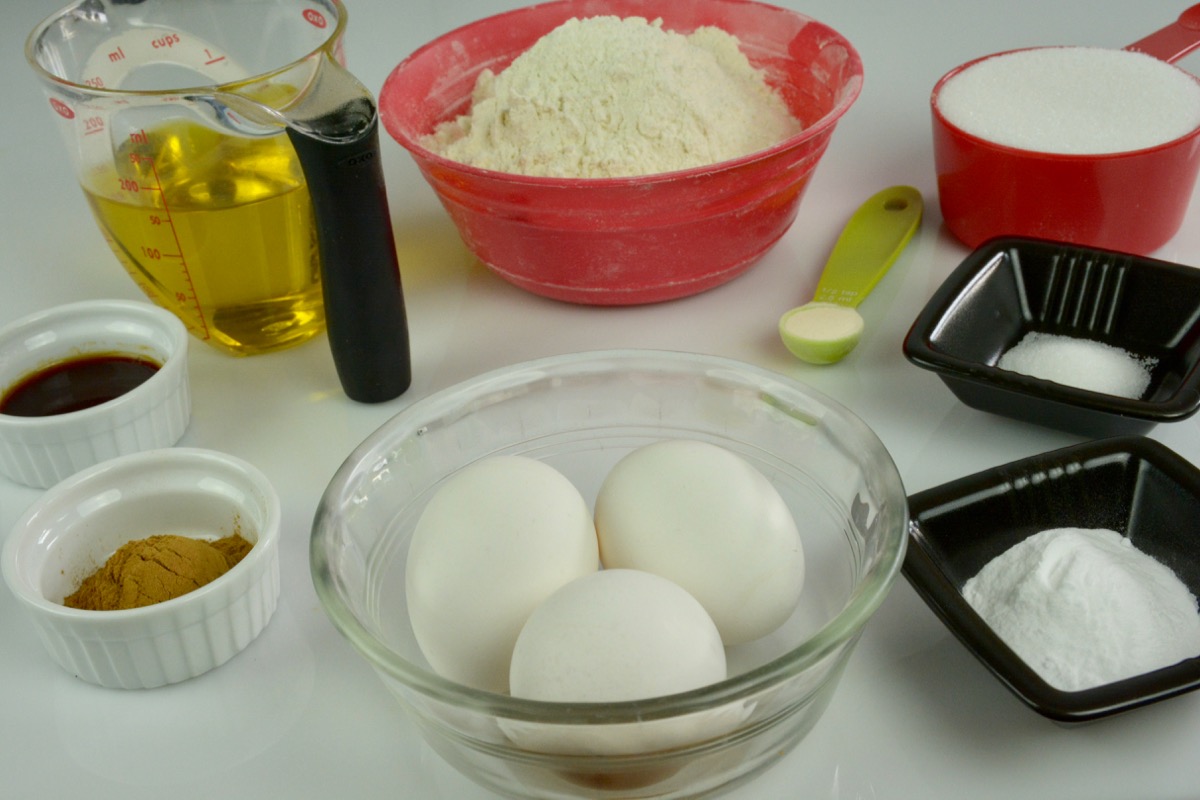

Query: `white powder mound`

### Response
(937, 46, 1200, 154)
(423, 16, 802, 178)
(997, 331, 1156, 400)
(963, 527, 1200, 692)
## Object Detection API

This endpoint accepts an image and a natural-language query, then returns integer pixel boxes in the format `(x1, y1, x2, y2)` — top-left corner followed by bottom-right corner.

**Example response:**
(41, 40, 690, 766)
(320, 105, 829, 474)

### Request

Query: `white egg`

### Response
(509, 568, 727, 704)
(503, 568, 743, 757)
(594, 440, 805, 645)
(405, 455, 598, 693)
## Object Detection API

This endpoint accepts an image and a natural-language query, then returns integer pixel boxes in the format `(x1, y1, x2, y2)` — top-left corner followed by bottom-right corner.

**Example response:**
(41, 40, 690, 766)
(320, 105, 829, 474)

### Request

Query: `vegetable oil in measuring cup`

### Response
(82, 120, 325, 356)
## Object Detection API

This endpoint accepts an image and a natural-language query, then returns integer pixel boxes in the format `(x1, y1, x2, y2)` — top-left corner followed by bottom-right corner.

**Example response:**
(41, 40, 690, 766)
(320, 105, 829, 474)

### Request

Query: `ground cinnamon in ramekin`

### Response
(64, 533, 253, 611)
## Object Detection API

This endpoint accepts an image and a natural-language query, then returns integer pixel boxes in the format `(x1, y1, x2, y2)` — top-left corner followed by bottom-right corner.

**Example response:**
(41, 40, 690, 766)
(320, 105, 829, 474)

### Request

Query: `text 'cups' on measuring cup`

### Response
(27, 0, 411, 403)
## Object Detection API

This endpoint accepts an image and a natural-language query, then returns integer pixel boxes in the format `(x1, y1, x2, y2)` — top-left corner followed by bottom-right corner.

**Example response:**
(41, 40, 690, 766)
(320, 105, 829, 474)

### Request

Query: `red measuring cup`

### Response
(931, 5, 1200, 255)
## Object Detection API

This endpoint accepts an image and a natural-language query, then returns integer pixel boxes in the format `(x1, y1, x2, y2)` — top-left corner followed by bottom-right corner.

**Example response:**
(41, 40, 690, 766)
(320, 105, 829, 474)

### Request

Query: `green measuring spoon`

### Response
(779, 185, 923, 364)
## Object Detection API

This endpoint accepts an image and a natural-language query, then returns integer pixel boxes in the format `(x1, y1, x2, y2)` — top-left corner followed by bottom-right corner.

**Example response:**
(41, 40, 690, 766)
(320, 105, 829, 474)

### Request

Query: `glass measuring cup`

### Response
(26, 0, 410, 402)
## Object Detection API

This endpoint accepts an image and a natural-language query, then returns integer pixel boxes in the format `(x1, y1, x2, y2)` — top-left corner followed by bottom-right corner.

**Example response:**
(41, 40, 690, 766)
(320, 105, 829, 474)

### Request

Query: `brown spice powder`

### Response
(64, 533, 254, 611)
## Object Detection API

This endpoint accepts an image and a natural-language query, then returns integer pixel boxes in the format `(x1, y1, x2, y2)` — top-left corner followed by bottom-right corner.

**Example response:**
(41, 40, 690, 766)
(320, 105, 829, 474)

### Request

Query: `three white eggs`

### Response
(404, 440, 806, 702)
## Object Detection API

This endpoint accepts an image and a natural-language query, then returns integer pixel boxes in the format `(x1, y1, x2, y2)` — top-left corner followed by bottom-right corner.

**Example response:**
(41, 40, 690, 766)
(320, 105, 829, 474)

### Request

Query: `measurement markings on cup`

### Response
(127, 129, 210, 342)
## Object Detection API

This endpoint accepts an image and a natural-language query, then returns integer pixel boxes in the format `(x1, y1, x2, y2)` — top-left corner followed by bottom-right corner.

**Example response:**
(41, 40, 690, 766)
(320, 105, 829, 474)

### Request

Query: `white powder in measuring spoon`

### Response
(937, 46, 1200, 154)
(997, 331, 1156, 399)
(963, 527, 1200, 692)
(424, 16, 801, 178)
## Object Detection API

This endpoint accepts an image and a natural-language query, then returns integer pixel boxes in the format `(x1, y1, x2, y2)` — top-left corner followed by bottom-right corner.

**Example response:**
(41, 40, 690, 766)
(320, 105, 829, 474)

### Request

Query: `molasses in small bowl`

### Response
(0, 299, 190, 488)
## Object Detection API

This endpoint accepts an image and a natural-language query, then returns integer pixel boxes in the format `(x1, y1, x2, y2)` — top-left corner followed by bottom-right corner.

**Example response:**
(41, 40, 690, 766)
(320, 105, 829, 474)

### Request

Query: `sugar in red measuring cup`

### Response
(931, 5, 1200, 255)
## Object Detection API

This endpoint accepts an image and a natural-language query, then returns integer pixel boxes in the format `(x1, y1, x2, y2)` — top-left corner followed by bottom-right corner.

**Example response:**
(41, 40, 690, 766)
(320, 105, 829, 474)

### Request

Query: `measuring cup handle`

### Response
(287, 114, 412, 403)
(1125, 4, 1200, 63)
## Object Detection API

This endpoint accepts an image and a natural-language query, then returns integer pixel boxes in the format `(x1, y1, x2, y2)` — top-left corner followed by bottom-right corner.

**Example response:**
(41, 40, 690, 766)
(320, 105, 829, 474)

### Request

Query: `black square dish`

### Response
(903, 236, 1200, 437)
(904, 436, 1200, 723)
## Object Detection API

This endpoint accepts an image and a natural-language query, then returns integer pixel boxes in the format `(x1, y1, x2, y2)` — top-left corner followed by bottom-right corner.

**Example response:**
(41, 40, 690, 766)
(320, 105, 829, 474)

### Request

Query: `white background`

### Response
(3, 0, 1200, 798)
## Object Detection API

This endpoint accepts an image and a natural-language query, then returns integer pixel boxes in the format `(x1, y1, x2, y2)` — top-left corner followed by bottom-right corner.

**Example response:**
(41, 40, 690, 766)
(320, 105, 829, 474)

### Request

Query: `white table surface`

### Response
(4, 0, 1200, 797)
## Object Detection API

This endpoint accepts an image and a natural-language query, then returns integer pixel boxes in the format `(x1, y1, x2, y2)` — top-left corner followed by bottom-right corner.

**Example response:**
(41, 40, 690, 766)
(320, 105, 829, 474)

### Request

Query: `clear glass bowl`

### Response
(311, 350, 907, 799)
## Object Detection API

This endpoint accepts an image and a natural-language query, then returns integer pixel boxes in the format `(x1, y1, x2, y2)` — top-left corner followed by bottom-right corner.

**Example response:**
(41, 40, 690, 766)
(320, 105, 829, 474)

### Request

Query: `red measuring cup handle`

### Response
(1125, 4, 1200, 63)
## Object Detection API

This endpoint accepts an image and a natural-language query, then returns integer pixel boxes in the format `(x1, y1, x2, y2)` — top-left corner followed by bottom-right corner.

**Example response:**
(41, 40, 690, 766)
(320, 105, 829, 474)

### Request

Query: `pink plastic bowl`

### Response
(379, 0, 862, 305)
(931, 48, 1200, 256)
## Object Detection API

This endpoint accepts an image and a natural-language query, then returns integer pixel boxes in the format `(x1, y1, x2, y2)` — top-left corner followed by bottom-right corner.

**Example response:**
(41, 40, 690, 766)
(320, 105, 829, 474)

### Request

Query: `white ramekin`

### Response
(2, 447, 281, 689)
(0, 299, 190, 488)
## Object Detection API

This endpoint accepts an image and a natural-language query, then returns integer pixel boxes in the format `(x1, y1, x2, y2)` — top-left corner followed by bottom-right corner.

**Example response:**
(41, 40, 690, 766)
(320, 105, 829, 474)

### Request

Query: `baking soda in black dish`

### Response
(963, 526, 1200, 692)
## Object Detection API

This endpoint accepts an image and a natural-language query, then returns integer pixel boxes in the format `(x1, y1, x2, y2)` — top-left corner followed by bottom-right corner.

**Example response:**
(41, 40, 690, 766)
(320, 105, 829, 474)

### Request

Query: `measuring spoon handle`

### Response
(1125, 4, 1200, 63)
(811, 186, 923, 308)
(287, 102, 412, 403)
